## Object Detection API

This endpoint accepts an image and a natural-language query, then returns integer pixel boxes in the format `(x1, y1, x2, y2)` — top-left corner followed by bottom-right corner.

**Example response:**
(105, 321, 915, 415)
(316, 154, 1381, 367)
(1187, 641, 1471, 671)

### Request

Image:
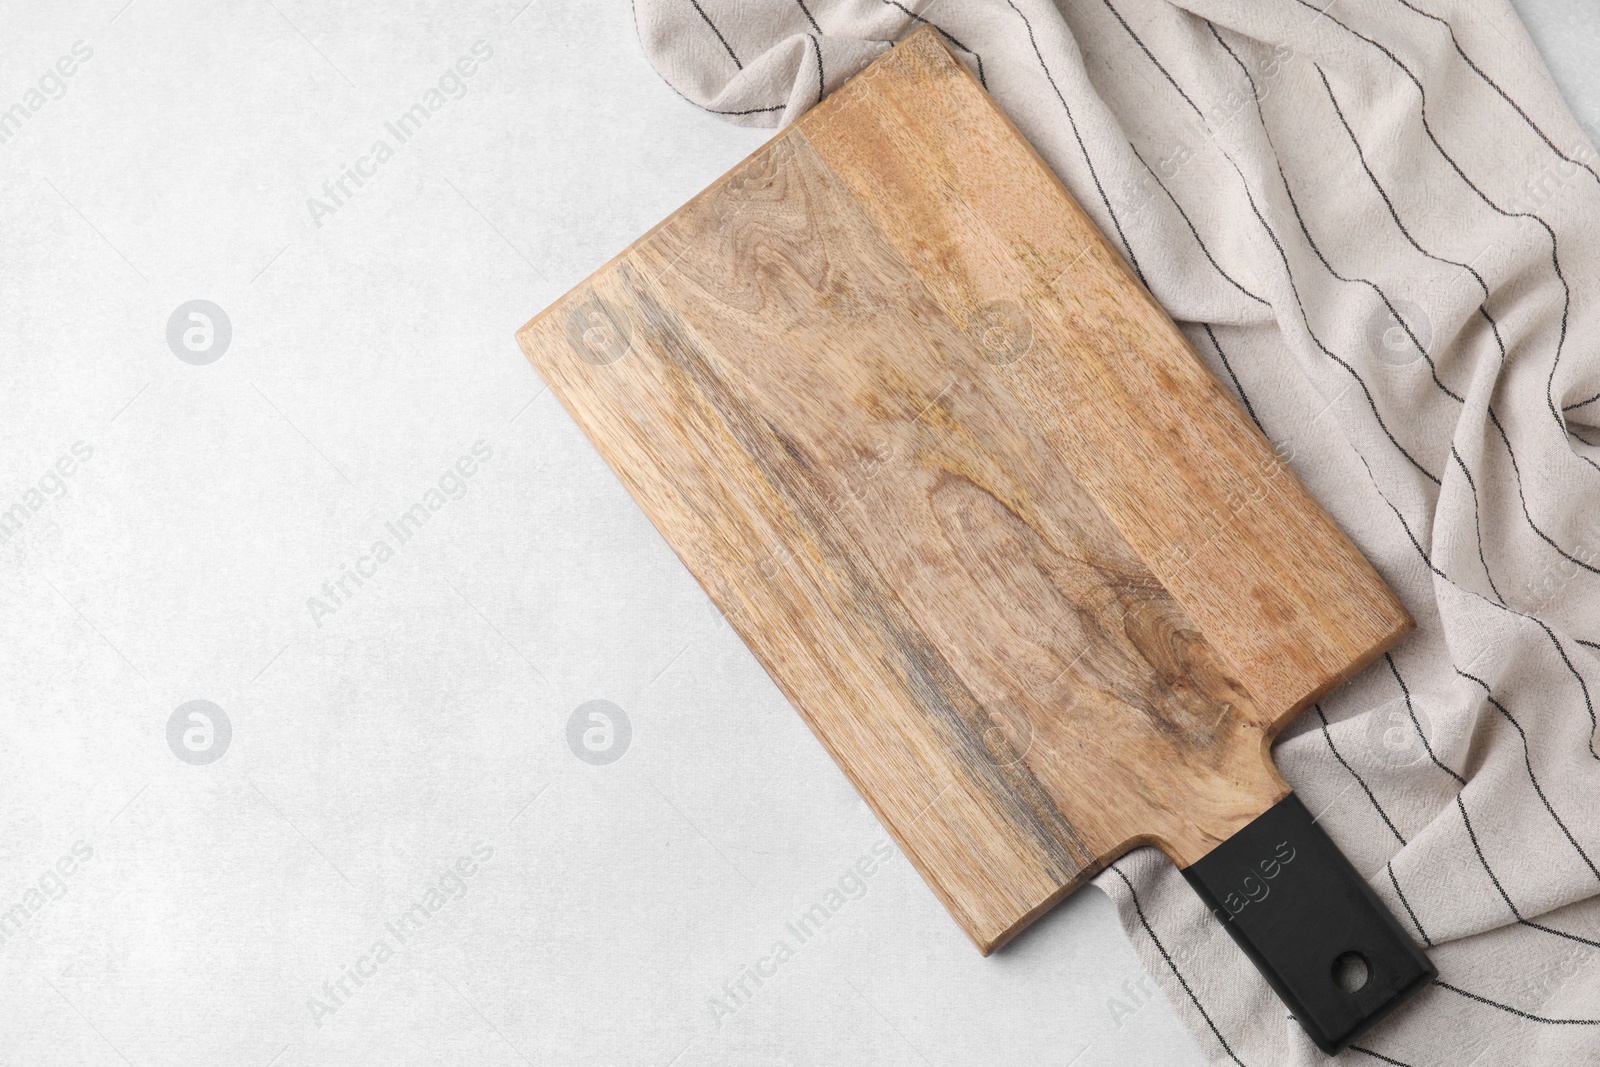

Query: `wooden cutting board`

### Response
(516, 29, 1411, 956)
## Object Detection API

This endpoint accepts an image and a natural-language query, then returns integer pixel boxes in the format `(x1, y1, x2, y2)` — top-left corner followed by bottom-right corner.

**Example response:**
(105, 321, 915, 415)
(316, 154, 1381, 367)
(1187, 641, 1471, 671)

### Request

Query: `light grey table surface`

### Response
(0, 2, 1590, 1065)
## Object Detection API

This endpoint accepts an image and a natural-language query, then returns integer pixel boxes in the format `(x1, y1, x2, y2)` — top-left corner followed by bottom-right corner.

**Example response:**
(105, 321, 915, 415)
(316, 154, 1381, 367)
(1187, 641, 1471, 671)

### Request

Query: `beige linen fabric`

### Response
(632, 1, 1600, 1062)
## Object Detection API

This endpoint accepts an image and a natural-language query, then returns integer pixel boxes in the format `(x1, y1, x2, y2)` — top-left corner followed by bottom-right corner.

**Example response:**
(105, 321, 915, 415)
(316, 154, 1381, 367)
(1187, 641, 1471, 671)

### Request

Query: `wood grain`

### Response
(516, 28, 1412, 954)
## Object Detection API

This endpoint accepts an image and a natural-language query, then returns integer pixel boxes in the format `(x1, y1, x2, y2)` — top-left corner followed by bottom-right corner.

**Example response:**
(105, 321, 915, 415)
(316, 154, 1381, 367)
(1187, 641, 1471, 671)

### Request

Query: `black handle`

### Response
(1180, 793, 1435, 1055)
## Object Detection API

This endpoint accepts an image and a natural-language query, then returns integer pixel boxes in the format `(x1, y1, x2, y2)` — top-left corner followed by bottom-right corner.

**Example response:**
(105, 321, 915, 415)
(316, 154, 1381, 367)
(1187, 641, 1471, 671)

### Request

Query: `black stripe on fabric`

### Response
(794, 0, 821, 34)
(687, 0, 741, 69)
(1107, 864, 1250, 1066)
(1364, 453, 1442, 575)
(1314, 702, 1407, 845)
(807, 33, 825, 105)
(1388, 0, 1600, 188)
(1519, 917, 1600, 951)
(1580, 639, 1600, 653)
(706, 103, 784, 116)
(1451, 446, 1505, 602)
(1457, 794, 1523, 917)
(1204, 21, 1244, 70)
(635, 0, 786, 120)
(665, 87, 785, 115)
(1191, 26, 1446, 484)
(1386, 861, 1433, 948)
(879, 0, 987, 88)
(1128, 144, 1269, 306)
(1099, 0, 1206, 121)
(1435, 979, 1600, 1025)
(1268, 155, 1457, 403)
(1318, 65, 1494, 307)
(1349, 1046, 1418, 1067)
(1005, 0, 1146, 286)
(1201, 324, 1266, 436)
(1485, 401, 1600, 576)
(1523, 927, 1600, 953)
(1494, 566, 1600, 757)
(1455, 667, 1600, 878)
(629, 6, 782, 121)
(1461, 793, 1600, 950)
(1566, 390, 1600, 412)
(1388, 653, 1467, 786)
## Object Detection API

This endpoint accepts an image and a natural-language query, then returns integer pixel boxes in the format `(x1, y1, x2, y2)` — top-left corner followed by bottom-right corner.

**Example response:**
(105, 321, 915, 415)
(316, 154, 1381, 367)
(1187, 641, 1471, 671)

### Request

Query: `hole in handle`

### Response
(1332, 951, 1371, 994)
